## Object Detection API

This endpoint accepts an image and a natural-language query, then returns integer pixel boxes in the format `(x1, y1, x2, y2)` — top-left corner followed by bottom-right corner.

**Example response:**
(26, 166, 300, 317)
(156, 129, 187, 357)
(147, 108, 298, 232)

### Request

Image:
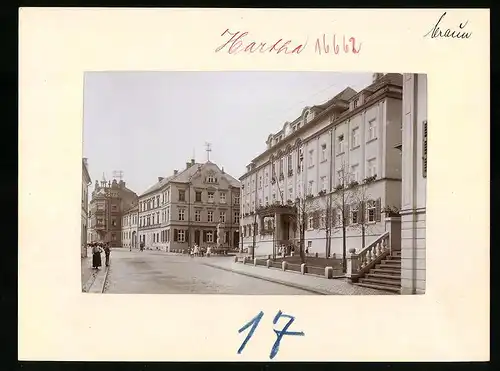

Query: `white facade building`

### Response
(122, 204, 139, 249)
(239, 73, 404, 259)
(400, 73, 427, 294)
(138, 159, 241, 252)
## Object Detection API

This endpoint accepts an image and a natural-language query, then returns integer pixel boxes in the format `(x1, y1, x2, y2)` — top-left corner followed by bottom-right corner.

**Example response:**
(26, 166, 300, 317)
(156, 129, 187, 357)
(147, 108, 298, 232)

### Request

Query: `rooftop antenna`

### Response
(205, 142, 212, 162)
(113, 170, 124, 181)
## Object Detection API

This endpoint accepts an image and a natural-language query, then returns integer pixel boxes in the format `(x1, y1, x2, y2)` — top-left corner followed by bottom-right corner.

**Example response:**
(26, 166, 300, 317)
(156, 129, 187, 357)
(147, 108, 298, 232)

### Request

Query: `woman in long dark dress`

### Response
(92, 243, 102, 269)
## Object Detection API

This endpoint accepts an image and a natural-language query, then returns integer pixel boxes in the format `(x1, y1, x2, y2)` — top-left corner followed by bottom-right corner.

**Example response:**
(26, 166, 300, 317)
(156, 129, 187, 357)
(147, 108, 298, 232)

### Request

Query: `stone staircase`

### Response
(355, 250, 401, 293)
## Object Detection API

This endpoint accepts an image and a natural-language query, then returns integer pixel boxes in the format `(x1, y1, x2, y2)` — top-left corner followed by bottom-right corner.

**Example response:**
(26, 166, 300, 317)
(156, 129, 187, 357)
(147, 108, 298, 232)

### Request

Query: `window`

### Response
(207, 175, 216, 183)
(367, 200, 376, 222)
(337, 169, 344, 185)
(352, 127, 360, 148)
(166, 207, 170, 220)
(272, 163, 276, 176)
(308, 214, 314, 229)
(351, 204, 359, 224)
(272, 193, 276, 202)
(195, 210, 201, 222)
(178, 209, 185, 221)
(279, 158, 284, 174)
(337, 134, 345, 154)
(156, 212, 160, 223)
(321, 144, 327, 161)
(320, 176, 327, 191)
(111, 218, 117, 227)
(208, 211, 213, 222)
(178, 230, 186, 242)
(178, 190, 185, 202)
(265, 196, 269, 206)
(351, 164, 359, 182)
(220, 211, 226, 223)
(368, 119, 377, 141)
(259, 198, 262, 207)
(111, 204, 118, 212)
(288, 187, 293, 199)
(235, 195, 240, 204)
(336, 210, 342, 226)
(195, 191, 202, 202)
(287, 154, 293, 171)
(265, 172, 269, 184)
(220, 192, 226, 203)
(152, 214, 155, 224)
(353, 99, 358, 109)
(156, 195, 160, 207)
(206, 231, 214, 243)
(259, 176, 263, 188)
(308, 181, 314, 195)
(208, 192, 214, 203)
(367, 158, 377, 177)
(234, 212, 240, 224)
(308, 150, 314, 167)
(166, 190, 170, 202)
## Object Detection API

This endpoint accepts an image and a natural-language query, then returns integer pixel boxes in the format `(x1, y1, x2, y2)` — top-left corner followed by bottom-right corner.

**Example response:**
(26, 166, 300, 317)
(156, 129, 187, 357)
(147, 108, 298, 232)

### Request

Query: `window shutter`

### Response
(174, 229, 178, 242)
(422, 120, 428, 178)
(375, 198, 382, 222)
(345, 205, 350, 226)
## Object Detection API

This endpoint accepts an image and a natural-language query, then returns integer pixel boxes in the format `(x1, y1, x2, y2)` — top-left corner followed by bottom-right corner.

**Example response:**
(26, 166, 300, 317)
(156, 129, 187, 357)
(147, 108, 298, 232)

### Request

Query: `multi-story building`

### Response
(239, 73, 404, 258)
(400, 73, 427, 294)
(122, 204, 139, 249)
(138, 158, 241, 252)
(81, 158, 92, 257)
(88, 177, 138, 247)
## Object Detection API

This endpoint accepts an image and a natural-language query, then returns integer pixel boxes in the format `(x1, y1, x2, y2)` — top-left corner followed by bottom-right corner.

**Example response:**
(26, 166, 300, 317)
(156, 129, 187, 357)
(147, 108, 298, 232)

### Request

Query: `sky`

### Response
(83, 71, 373, 195)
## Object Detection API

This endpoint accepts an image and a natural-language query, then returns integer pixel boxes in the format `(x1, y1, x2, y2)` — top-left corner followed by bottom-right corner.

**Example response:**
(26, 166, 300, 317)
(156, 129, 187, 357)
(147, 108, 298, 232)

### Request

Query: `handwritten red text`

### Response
(215, 29, 307, 55)
(314, 34, 362, 55)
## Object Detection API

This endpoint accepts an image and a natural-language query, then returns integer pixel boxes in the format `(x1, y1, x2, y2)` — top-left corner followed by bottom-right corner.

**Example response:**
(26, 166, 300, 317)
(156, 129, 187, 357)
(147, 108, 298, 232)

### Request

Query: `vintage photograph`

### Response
(81, 71, 427, 295)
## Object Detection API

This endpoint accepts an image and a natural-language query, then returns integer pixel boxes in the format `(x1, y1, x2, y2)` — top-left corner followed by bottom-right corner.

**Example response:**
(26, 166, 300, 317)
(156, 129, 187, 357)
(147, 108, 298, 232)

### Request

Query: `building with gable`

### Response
(88, 177, 138, 247)
(239, 73, 404, 262)
(122, 204, 139, 249)
(137, 158, 241, 252)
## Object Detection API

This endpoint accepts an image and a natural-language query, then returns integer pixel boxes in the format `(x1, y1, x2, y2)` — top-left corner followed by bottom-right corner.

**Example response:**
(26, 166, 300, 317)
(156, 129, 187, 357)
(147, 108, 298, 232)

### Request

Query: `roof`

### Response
(123, 203, 139, 213)
(140, 161, 241, 197)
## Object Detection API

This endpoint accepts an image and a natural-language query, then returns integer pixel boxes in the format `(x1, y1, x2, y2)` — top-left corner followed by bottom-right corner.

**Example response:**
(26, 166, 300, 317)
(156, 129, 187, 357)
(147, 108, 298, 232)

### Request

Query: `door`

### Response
(195, 230, 201, 245)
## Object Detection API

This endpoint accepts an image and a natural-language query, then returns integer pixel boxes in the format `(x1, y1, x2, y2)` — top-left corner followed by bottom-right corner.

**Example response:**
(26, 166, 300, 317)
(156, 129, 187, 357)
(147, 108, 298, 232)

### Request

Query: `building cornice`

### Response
(240, 85, 402, 180)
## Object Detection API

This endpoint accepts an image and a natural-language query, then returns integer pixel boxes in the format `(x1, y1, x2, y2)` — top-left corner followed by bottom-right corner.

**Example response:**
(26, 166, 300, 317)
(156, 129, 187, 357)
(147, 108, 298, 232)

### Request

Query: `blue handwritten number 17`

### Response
(237, 310, 305, 359)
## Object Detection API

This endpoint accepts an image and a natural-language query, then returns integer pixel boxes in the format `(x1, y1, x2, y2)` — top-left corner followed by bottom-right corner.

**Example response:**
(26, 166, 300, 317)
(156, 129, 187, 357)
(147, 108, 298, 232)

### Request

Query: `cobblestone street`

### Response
(104, 249, 314, 294)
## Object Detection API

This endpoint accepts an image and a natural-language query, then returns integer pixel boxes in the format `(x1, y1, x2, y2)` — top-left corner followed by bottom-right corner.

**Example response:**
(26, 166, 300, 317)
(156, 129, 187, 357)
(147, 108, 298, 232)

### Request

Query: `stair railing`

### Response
(346, 231, 390, 283)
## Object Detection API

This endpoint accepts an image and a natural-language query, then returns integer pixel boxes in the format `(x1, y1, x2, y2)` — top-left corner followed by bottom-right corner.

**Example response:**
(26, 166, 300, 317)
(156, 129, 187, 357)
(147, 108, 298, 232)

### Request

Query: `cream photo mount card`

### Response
(19, 8, 489, 361)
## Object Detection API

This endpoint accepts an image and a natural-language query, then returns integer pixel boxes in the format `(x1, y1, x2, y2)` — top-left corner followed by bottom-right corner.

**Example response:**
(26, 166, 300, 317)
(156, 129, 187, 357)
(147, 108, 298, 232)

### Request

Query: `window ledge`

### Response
(351, 145, 360, 151)
(366, 137, 378, 144)
(336, 151, 345, 157)
(320, 159, 328, 164)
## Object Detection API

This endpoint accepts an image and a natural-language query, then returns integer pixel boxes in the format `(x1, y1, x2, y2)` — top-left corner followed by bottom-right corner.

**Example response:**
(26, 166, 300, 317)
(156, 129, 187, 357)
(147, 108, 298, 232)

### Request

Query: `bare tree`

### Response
(273, 172, 320, 264)
(348, 175, 379, 250)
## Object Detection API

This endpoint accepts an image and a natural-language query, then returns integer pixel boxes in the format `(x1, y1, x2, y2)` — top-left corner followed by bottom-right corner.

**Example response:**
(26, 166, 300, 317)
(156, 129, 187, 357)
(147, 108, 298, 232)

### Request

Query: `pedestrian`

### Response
(103, 243, 111, 267)
(92, 243, 102, 269)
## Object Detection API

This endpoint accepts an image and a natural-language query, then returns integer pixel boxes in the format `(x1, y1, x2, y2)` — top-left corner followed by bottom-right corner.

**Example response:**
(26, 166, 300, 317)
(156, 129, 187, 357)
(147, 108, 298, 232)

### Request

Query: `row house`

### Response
(81, 158, 91, 257)
(239, 73, 404, 258)
(122, 204, 139, 249)
(138, 159, 241, 252)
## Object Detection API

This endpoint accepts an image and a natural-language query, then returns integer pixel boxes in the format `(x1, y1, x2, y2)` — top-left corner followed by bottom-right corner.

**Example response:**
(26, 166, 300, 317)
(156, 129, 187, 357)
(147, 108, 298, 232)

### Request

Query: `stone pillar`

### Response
(275, 213, 281, 242)
(300, 263, 307, 275)
(346, 248, 360, 282)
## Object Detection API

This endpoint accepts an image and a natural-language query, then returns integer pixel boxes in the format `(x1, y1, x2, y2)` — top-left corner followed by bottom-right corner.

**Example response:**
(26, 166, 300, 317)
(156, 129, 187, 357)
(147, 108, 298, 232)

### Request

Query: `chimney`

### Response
(222, 166, 225, 174)
(191, 158, 195, 165)
(186, 162, 191, 169)
(158, 177, 164, 182)
(174, 170, 178, 176)
(372, 72, 384, 83)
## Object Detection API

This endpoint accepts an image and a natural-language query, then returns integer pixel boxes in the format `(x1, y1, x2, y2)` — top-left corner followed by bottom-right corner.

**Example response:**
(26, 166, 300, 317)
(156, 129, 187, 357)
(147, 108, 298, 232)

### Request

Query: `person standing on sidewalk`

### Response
(92, 243, 102, 269)
(103, 243, 111, 267)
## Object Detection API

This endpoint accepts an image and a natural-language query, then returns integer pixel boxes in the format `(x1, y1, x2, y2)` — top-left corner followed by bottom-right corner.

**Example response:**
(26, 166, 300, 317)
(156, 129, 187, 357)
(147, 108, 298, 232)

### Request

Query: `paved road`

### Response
(104, 249, 314, 295)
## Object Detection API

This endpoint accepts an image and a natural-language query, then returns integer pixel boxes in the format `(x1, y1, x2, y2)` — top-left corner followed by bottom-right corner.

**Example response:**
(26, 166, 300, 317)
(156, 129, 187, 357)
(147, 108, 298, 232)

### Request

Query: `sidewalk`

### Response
(202, 259, 394, 295)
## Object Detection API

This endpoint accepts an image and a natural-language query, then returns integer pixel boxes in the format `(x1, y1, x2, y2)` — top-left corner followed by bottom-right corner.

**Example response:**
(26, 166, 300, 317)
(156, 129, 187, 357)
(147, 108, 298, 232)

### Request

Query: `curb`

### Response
(202, 263, 331, 295)
(101, 266, 110, 293)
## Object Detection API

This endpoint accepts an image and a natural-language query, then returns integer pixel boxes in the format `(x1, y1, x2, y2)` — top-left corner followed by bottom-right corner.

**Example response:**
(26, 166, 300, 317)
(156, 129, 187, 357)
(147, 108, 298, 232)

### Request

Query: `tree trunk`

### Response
(342, 224, 347, 273)
(362, 224, 366, 249)
(299, 221, 306, 264)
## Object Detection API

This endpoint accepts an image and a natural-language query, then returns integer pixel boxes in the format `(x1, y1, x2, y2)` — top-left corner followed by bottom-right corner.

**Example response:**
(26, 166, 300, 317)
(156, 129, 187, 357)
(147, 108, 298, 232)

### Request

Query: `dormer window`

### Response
(353, 99, 358, 109)
(207, 175, 216, 183)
